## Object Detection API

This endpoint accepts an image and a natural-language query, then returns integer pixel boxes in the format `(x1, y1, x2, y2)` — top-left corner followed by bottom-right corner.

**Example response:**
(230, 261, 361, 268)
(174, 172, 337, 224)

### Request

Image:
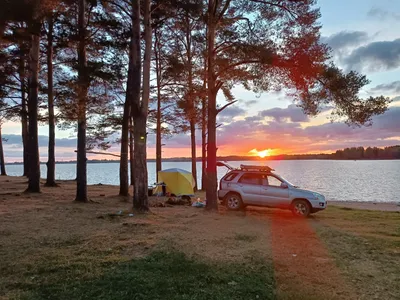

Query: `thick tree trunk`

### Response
(133, 114, 148, 211)
(26, 20, 41, 193)
(127, 0, 141, 200)
(205, 7, 218, 210)
(132, 0, 151, 212)
(129, 116, 134, 186)
(0, 126, 6, 176)
(45, 16, 57, 187)
(119, 90, 130, 196)
(155, 32, 162, 181)
(75, 0, 88, 202)
(126, 0, 141, 192)
(19, 54, 29, 177)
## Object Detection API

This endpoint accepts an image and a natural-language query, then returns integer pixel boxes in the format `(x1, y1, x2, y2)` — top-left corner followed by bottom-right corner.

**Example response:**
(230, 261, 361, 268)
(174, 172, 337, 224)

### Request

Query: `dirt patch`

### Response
(269, 211, 356, 300)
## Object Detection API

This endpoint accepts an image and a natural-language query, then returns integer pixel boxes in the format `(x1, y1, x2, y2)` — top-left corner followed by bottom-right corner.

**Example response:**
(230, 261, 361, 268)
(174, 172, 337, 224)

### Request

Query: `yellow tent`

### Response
(153, 168, 195, 196)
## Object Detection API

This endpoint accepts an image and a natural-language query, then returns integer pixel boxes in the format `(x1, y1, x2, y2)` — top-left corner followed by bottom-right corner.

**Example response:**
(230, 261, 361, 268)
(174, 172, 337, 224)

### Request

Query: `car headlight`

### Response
(312, 192, 324, 200)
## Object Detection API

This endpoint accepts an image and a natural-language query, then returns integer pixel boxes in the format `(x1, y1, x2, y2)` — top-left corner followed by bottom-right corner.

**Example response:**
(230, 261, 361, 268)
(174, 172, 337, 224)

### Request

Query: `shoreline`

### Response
(5, 158, 400, 165)
(1, 175, 399, 212)
(329, 200, 400, 212)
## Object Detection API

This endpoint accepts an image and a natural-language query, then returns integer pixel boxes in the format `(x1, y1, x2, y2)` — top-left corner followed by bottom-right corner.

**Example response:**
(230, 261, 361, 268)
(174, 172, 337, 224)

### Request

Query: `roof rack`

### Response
(240, 164, 275, 172)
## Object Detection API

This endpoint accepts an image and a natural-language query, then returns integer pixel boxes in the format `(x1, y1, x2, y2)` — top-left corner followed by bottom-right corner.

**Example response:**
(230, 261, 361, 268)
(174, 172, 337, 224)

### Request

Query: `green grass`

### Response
(314, 208, 400, 300)
(7, 251, 275, 300)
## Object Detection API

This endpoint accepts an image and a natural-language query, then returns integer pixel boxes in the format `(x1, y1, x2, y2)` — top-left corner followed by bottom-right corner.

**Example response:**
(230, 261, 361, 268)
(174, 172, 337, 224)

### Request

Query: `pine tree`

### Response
(204, 0, 390, 210)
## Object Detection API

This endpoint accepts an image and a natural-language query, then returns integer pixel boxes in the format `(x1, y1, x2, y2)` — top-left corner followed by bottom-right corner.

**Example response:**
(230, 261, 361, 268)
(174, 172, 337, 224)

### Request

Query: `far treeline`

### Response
(215, 145, 400, 160)
(7, 145, 397, 164)
(0, 0, 391, 212)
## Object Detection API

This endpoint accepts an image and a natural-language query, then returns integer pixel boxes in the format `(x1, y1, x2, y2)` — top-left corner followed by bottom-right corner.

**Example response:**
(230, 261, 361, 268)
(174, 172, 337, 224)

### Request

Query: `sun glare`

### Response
(249, 148, 272, 158)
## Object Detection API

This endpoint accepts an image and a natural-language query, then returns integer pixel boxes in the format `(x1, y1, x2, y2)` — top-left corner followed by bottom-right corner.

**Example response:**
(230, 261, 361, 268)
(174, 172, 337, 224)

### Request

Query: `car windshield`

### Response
(274, 174, 297, 187)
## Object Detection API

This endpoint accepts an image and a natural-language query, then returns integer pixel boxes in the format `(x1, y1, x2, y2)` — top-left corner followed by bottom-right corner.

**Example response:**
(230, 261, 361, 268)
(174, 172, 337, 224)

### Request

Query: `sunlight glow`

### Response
(249, 148, 272, 158)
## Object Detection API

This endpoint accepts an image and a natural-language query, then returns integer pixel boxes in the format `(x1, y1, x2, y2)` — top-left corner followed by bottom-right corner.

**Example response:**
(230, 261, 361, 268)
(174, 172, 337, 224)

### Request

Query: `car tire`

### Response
(291, 199, 311, 217)
(224, 193, 243, 211)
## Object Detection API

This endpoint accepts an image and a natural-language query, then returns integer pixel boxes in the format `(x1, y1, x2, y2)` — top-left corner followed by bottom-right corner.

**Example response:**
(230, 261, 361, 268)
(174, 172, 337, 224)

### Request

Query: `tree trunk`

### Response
(0, 126, 7, 176)
(119, 85, 130, 196)
(205, 6, 218, 210)
(201, 100, 207, 190)
(126, 0, 141, 192)
(185, 14, 197, 191)
(19, 53, 29, 177)
(75, 0, 88, 202)
(129, 116, 134, 186)
(132, 0, 151, 212)
(190, 120, 197, 191)
(133, 114, 148, 211)
(45, 16, 57, 187)
(155, 31, 162, 181)
(201, 28, 208, 191)
(26, 20, 41, 193)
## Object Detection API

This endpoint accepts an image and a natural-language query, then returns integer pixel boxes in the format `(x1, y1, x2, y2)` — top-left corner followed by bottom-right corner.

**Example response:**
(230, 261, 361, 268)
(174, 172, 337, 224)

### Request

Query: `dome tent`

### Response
(153, 168, 195, 196)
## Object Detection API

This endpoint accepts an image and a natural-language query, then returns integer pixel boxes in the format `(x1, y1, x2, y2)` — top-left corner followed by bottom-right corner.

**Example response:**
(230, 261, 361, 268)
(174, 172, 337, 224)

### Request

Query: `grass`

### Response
(314, 206, 400, 300)
(1, 176, 400, 300)
(234, 233, 258, 242)
(8, 251, 275, 300)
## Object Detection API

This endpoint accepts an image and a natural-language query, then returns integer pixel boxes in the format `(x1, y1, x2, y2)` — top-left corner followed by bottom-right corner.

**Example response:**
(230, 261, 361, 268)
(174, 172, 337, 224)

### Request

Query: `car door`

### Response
(237, 173, 262, 205)
(260, 175, 290, 207)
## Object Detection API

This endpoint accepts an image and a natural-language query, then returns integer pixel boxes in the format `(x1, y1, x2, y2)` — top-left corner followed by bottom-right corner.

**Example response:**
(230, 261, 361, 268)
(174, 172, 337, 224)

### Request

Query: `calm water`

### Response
(4, 160, 400, 203)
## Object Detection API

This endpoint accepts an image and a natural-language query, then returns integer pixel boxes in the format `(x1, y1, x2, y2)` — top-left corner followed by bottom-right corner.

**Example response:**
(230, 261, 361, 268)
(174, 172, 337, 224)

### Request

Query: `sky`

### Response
(2, 0, 400, 161)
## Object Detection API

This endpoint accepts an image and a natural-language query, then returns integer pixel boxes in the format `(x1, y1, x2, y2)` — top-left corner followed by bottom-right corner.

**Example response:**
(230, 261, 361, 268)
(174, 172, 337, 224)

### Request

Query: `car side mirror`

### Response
(281, 183, 288, 189)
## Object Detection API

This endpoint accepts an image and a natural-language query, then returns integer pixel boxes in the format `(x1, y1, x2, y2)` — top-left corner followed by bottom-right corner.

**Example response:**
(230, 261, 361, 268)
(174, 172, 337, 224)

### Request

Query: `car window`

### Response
(239, 173, 262, 185)
(267, 175, 283, 187)
(224, 172, 238, 181)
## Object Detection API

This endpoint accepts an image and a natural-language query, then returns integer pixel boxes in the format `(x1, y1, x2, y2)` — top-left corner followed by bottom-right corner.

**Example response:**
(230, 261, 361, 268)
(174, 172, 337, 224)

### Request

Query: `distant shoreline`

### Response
(5, 157, 400, 165)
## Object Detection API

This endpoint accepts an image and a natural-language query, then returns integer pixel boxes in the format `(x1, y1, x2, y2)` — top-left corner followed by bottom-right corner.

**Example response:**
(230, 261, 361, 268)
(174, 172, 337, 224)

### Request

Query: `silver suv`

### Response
(217, 162, 327, 217)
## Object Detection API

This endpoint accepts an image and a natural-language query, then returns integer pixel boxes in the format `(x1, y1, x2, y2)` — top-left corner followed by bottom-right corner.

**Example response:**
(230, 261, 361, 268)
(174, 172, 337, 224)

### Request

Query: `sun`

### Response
(257, 149, 270, 158)
(249, 148, 272, 158)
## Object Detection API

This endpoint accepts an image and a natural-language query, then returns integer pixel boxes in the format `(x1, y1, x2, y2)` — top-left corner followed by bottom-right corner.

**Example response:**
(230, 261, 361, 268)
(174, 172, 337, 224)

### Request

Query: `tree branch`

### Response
(248, 0, 298, 19)
(107, 0, 132, 18)
(216, 59, 260, 78)
(74, 150, 121, 157)
(217, 0, 232, 22)
(0, 104, 21, 113)
(217, 100, 237, 114)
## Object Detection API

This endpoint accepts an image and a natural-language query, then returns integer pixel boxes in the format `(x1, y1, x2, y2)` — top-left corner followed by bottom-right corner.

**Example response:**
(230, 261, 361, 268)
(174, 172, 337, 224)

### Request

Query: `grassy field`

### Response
(0, 176, 399, 300)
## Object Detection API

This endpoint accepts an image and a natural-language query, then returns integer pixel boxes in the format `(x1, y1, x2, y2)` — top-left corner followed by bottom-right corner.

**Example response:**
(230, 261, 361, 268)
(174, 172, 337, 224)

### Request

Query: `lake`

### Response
(4, 160, 400, 203)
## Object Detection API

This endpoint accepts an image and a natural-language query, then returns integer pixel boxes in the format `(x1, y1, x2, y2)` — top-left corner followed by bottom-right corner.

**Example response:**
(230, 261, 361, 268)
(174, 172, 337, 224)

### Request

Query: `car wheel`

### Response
(225, 193, 243, 211)
(292, 199, 311, 217)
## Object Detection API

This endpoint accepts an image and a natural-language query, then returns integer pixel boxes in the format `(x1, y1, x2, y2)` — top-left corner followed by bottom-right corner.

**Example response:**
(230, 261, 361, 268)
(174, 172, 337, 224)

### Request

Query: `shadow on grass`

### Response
(19, 251, 276, 300)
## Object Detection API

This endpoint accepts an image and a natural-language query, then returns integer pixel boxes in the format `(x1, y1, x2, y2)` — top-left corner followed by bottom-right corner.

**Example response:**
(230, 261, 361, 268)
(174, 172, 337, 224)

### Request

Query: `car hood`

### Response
(290, 188, 320, 197)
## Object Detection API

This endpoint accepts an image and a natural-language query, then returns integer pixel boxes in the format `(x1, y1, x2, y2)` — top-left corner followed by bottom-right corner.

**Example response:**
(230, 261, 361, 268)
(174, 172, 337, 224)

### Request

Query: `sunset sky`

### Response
(2, 0, 400, 161)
